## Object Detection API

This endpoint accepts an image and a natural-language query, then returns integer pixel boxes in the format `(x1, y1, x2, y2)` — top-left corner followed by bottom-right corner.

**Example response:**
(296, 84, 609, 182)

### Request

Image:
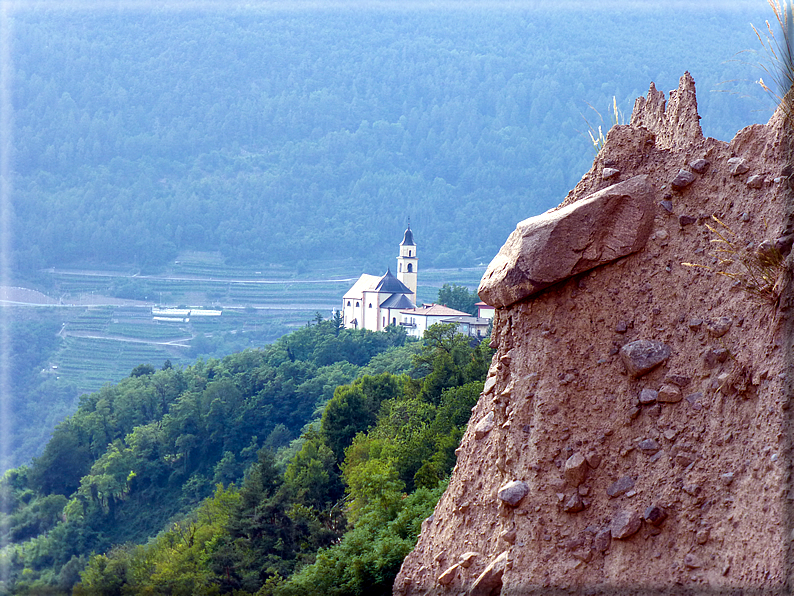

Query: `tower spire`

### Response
(397, 224, 417, 298)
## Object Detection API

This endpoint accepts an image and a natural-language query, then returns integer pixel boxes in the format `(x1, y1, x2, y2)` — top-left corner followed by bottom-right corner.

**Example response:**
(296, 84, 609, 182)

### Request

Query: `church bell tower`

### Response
(397, 224, 417, 298)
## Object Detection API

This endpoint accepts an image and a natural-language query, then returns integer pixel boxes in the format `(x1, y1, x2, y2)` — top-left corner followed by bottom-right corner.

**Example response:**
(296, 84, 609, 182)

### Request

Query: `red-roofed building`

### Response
(476, 301, 495, 320)
(399, 303, 471, 338)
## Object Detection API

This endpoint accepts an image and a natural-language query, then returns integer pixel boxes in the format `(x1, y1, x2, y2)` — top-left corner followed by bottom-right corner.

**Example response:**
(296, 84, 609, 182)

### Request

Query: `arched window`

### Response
(409, 250, 412, 256)
(407, 263, 413, 272)
(399, 263, 402, 272)
(347, 301, 351, 306)
(368, 303, 372, 308)
(392, 317, 396, 326)
(355, 302, 359, 307)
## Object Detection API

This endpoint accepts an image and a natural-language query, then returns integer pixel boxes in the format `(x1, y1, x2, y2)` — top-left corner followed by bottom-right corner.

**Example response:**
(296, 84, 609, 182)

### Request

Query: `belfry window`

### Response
(407, 263, 413, 272)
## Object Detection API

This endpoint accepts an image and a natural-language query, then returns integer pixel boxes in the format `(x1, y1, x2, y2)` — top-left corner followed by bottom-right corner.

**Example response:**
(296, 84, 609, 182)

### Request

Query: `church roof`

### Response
(343, 274, 380, 299)
(380, 293, 415, 310)
(372, 269, 412, 294)
(400, 225, 415, 246)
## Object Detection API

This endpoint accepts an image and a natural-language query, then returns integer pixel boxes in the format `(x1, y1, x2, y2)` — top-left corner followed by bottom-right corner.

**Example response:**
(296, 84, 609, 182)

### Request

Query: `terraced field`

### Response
(56, 336, 184, 393)
(30, 255, 485, 395)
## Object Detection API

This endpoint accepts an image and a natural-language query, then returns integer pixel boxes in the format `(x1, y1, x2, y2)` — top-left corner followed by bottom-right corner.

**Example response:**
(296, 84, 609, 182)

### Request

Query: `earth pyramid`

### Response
(394, 72, 794, 594)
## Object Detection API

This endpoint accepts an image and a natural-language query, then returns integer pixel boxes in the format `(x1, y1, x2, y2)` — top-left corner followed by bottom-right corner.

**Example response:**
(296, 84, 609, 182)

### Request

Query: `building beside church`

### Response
(342, 225, 418, 331)
(475, 301, 495, 320)
(399, 303, 479, 338)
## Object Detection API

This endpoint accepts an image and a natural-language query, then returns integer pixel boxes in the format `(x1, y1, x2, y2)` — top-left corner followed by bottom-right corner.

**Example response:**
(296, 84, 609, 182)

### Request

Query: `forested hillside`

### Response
(9, 5, 764, 276)
(0, 319, 491, 595)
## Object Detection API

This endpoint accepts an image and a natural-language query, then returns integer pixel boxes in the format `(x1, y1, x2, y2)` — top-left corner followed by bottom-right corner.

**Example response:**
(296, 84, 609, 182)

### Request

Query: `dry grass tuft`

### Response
(580, 96, 624, 155)
(682, 216, 785, 303)
(753, 0, 794, 123)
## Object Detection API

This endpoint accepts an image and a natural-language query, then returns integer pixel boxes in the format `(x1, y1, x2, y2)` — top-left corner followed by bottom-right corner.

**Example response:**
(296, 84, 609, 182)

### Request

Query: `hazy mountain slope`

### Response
(10, 6, 764, 274)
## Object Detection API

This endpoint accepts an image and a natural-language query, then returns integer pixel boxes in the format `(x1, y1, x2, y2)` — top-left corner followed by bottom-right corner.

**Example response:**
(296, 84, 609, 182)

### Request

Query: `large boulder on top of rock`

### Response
(478, 176, 655, 308)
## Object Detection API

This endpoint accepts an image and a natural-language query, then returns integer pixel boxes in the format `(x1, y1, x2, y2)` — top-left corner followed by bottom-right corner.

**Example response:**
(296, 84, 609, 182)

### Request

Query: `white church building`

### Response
(342, 225, 418, 332)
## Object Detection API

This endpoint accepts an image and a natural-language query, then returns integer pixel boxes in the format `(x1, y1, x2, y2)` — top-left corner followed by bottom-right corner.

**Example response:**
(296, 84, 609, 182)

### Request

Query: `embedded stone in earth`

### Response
(469, 551, 509, 596)
(478, 176, 655, 308)
(727, 157, 749, 175)
(474, 411, 495, 439)
(747, 174, 765, 188)
(639, 388, 658, 404)
(585, 451, 602, 469)
(500, 527, 517, 544)
(644, 504, 668, 526)
(620, 339, 672, 377)
(497, 480, 529, 506)
(607, 475, 635, 498)
(775, 234, 794, 255)
(595, 527, 612, 552)
(689, 158, 709, 173)
(610, 509, 642, 539)
(437, 564, 459, 586)
(656, 383, 683, 403)
(563, 492, 585, 513)
(603, 167, 620, 179)
(665, 374, 691, 387)
(704, 346, 729, 367)
(707, 317, 732, 338)
(639, 438, 660, 454)
(671, 169, 696, 189)
(563, 452, 588, 486)
(483, 376, 497, 394)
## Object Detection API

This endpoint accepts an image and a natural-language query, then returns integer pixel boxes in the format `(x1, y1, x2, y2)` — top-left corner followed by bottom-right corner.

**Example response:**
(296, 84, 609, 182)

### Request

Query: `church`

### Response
(342, 225, 417, 331)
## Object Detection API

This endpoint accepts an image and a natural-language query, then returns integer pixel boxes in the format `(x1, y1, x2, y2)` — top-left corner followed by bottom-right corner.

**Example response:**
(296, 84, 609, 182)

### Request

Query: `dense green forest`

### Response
(0, 317, 491, 595)
(9, 5, 765, 277)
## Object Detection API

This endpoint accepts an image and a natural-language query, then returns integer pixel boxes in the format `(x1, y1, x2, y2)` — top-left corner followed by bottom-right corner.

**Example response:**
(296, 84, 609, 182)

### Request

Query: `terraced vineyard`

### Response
(32, 255, 485, 395)
(56, 336, 182, 393)
(64, 307, 114, 332)
(106, 322, 191, 341)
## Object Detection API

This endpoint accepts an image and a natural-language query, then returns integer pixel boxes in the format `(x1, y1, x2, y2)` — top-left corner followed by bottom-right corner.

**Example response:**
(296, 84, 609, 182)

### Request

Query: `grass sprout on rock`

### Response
(580, 96, 625, 155)
(683, 216, 785, 303)
(752, 0, 794, 122)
